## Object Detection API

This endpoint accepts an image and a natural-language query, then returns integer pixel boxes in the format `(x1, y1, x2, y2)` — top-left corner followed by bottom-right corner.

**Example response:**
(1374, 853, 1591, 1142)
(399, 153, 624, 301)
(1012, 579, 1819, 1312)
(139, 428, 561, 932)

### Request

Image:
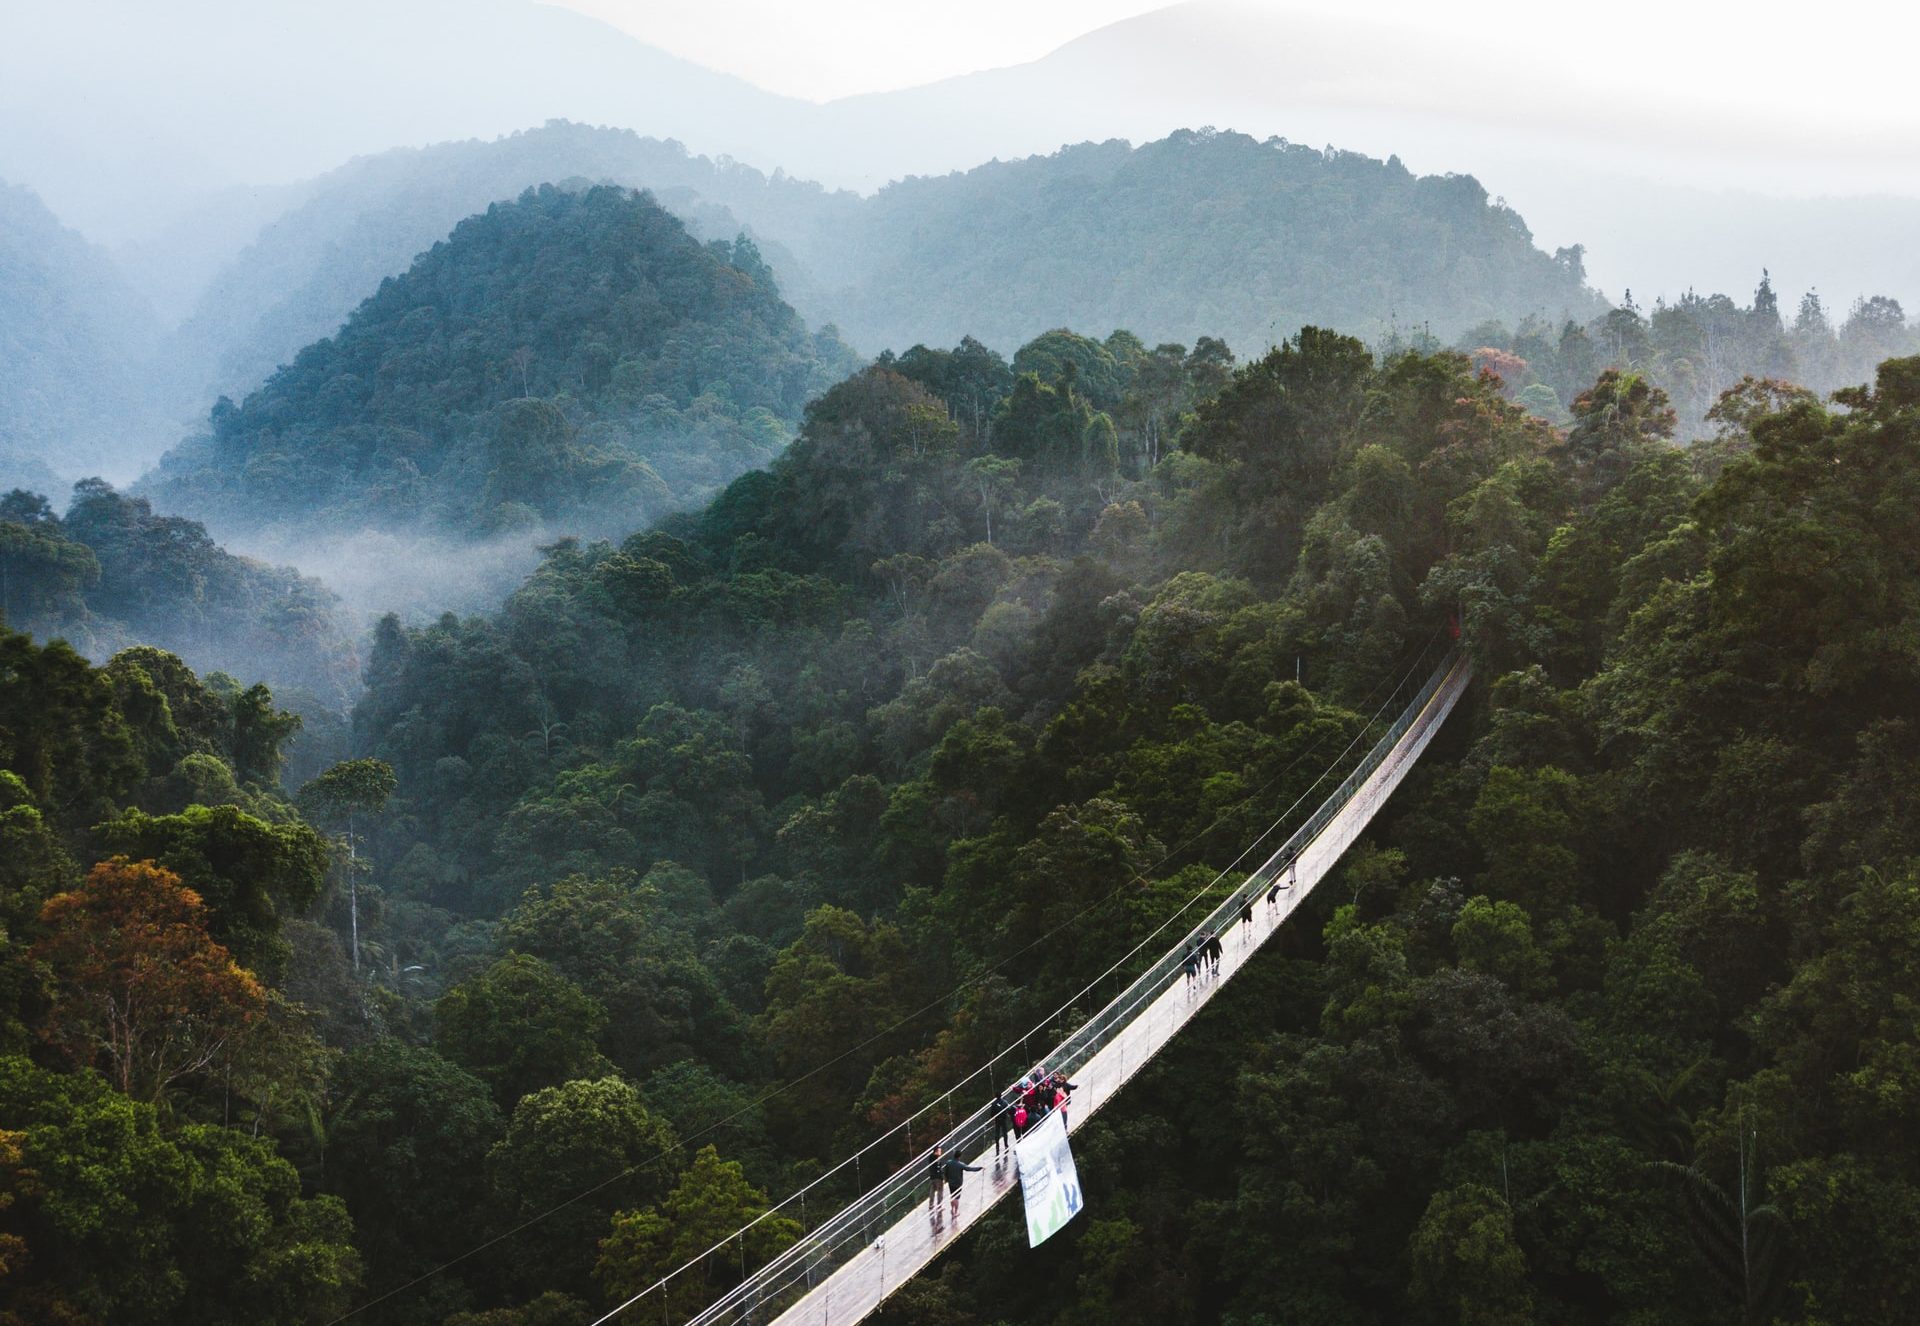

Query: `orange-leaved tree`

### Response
(33, 857, 265, 1101)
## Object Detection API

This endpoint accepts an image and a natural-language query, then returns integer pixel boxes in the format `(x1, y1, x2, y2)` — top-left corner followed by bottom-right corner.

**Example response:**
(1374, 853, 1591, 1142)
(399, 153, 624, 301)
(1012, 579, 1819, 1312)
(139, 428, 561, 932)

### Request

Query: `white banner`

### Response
(1014, 1108, 1084, 1247)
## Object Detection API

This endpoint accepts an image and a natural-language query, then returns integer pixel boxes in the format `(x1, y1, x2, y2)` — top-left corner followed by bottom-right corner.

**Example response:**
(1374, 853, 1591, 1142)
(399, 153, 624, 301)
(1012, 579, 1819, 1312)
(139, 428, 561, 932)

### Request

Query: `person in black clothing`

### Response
(1206, 930, 1223, 974)
(1266, 879, 1281, 913)
(941, 1152, 984, 1219)
(992, 1091, 1013, 1155)
(1183, 940, 1199, 989)
(1240, 897, 1254, 944)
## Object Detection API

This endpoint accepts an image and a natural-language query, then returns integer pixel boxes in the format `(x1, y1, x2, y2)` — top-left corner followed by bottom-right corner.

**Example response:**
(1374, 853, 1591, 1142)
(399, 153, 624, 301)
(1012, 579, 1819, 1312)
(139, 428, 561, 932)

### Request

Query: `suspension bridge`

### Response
(600, 643, 1474, 1326)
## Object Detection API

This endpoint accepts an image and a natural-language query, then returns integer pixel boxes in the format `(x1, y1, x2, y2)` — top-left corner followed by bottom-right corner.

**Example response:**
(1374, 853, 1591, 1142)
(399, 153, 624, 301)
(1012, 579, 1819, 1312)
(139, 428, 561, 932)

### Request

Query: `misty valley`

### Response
(3, 8, 1920, 1326)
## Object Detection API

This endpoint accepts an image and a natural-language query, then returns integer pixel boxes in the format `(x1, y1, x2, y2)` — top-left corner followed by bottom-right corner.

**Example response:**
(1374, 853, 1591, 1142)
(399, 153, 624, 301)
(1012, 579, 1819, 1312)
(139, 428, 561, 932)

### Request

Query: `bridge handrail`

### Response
(669, 642, 1466, 1326)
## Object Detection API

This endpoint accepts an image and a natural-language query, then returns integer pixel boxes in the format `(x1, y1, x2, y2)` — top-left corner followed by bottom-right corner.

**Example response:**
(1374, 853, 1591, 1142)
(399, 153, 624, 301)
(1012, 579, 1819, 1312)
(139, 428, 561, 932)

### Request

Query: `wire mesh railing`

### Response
(624, 640, 1468, 1326)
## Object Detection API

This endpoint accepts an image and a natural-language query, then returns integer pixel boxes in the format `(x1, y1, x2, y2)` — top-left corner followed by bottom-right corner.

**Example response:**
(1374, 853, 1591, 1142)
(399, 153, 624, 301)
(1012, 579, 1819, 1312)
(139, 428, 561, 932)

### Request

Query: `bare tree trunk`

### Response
(347, 811, 359, 973)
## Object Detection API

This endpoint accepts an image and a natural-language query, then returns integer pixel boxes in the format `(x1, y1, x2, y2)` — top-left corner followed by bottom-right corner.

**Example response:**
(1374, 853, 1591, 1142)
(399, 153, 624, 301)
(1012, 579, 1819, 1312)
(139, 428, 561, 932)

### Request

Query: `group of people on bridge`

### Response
(925, 854, 1303, 1220)
(1184, 857, 1298, 988)
(924, 1065, 1079, 1219)
(992, 1066, 1077, 1152)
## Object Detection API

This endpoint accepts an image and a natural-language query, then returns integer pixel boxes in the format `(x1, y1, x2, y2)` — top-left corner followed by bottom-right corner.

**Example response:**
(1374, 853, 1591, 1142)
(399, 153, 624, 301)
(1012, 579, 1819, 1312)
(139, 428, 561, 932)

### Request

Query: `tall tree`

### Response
(301, 758, 396, 971)
(33, 858, 266, 1102)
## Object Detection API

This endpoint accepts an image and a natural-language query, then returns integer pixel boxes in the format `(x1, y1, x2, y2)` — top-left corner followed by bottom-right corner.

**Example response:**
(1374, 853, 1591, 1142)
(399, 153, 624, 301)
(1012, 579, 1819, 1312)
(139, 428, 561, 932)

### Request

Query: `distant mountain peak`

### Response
(144, 183, 854, 545)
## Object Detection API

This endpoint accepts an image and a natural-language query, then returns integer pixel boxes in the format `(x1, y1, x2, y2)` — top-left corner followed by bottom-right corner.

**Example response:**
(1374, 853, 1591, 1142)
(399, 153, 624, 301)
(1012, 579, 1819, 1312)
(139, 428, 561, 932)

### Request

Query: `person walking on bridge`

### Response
(1205, 930, 1223, 976)
(1240, 896, 1255, 945)
(992, 1091, 1014, 1156)
(940, 1151, 983, 1221)
(928, 1144, 950, 1211)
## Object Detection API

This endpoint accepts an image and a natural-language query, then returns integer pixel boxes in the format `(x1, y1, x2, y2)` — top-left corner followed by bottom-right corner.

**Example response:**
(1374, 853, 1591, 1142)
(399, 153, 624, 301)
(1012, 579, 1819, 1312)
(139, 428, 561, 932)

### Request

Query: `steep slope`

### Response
(169, 122, 857, 404)
(0, 182, 168, 482)
(144, 184, 856, 544)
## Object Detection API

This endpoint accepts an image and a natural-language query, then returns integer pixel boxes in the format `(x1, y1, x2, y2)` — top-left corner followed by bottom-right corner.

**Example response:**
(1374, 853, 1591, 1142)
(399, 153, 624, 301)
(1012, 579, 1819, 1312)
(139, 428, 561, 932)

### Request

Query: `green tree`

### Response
(963, 456, 1021, 546)
(0, 507, 98, 627)
(443, 1293, 590, 1326)
(1564, 369, 1676, 501)
(1464, 766, 1584, 918)
(0, 628, 139, 833)
(436, 954, 609, 1109)
(1652, 1135, 1787, 1326)
(596, 1145, 799, 1319)
(226, 681, 302, 789)
(487, 1076, 679, 1297)
(1450, 896, 1551, 997)
(94, 804, 329, 977)
(0, 1055, 359, 1325)
(759, 907, 910, 1151)
(497, 871, 740, 1076)
(301, 758, 397, 972)
(1408, 1183, 1533, 1326)
(323, 1038, 503, 1293)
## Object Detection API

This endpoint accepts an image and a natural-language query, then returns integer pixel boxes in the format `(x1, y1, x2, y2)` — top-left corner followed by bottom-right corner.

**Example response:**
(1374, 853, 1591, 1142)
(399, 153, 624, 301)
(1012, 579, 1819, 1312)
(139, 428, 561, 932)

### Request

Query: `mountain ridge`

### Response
(144, 183, 856, 552)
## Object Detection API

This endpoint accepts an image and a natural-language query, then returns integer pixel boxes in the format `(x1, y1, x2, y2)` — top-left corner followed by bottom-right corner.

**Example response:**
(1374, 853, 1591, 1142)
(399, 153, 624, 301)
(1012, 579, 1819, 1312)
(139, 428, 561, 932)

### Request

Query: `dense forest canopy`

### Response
(166, 122, 860, 410)
(1456, 272, 1919, 429)
(9, 121, 1918, 506)
(0, 479, 359, 716)
(119, 122, 1916, 507)
(134, 122, 1613, 376)
(8, 285, 1920, 1325)
(825, 129, 1604, 354)
(142, 183, 857, 545)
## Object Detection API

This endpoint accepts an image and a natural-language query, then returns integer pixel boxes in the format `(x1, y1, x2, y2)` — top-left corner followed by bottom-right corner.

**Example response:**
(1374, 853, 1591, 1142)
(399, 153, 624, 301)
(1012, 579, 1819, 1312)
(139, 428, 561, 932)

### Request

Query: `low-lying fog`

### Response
(230, 526, 554, 627)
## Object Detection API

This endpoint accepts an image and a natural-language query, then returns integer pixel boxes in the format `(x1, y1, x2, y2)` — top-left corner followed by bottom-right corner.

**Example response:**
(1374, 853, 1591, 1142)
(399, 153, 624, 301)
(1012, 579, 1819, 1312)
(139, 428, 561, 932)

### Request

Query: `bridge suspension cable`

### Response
(323, 632, 1450, 1326)
(600, 639, 1473, 1326)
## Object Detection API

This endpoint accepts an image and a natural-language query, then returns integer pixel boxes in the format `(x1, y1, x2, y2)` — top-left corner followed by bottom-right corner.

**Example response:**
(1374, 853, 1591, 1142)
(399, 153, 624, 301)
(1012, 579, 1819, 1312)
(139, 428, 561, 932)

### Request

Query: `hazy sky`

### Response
(560, 0, 1920, 124)
(555, 0, 1170, 100)
(5, 0, 1916, 310)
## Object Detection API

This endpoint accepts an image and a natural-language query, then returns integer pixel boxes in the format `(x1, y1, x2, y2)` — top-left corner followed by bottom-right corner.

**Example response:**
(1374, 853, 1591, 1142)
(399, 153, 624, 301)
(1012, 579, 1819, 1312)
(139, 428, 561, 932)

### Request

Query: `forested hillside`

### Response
(821, 130, 1603, 353)
(0, 480, 359, 712)
(168, 123, 857, 406)
(154, 123, 1604, 377)
(5, 316, 1919, 1324)
(145, 184, 856, 543)
(1456, 272, 1919, 427)
(0, 631, 359, 1320)
(135, 120, 1917, 476)
(0, 182, 168, 483)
